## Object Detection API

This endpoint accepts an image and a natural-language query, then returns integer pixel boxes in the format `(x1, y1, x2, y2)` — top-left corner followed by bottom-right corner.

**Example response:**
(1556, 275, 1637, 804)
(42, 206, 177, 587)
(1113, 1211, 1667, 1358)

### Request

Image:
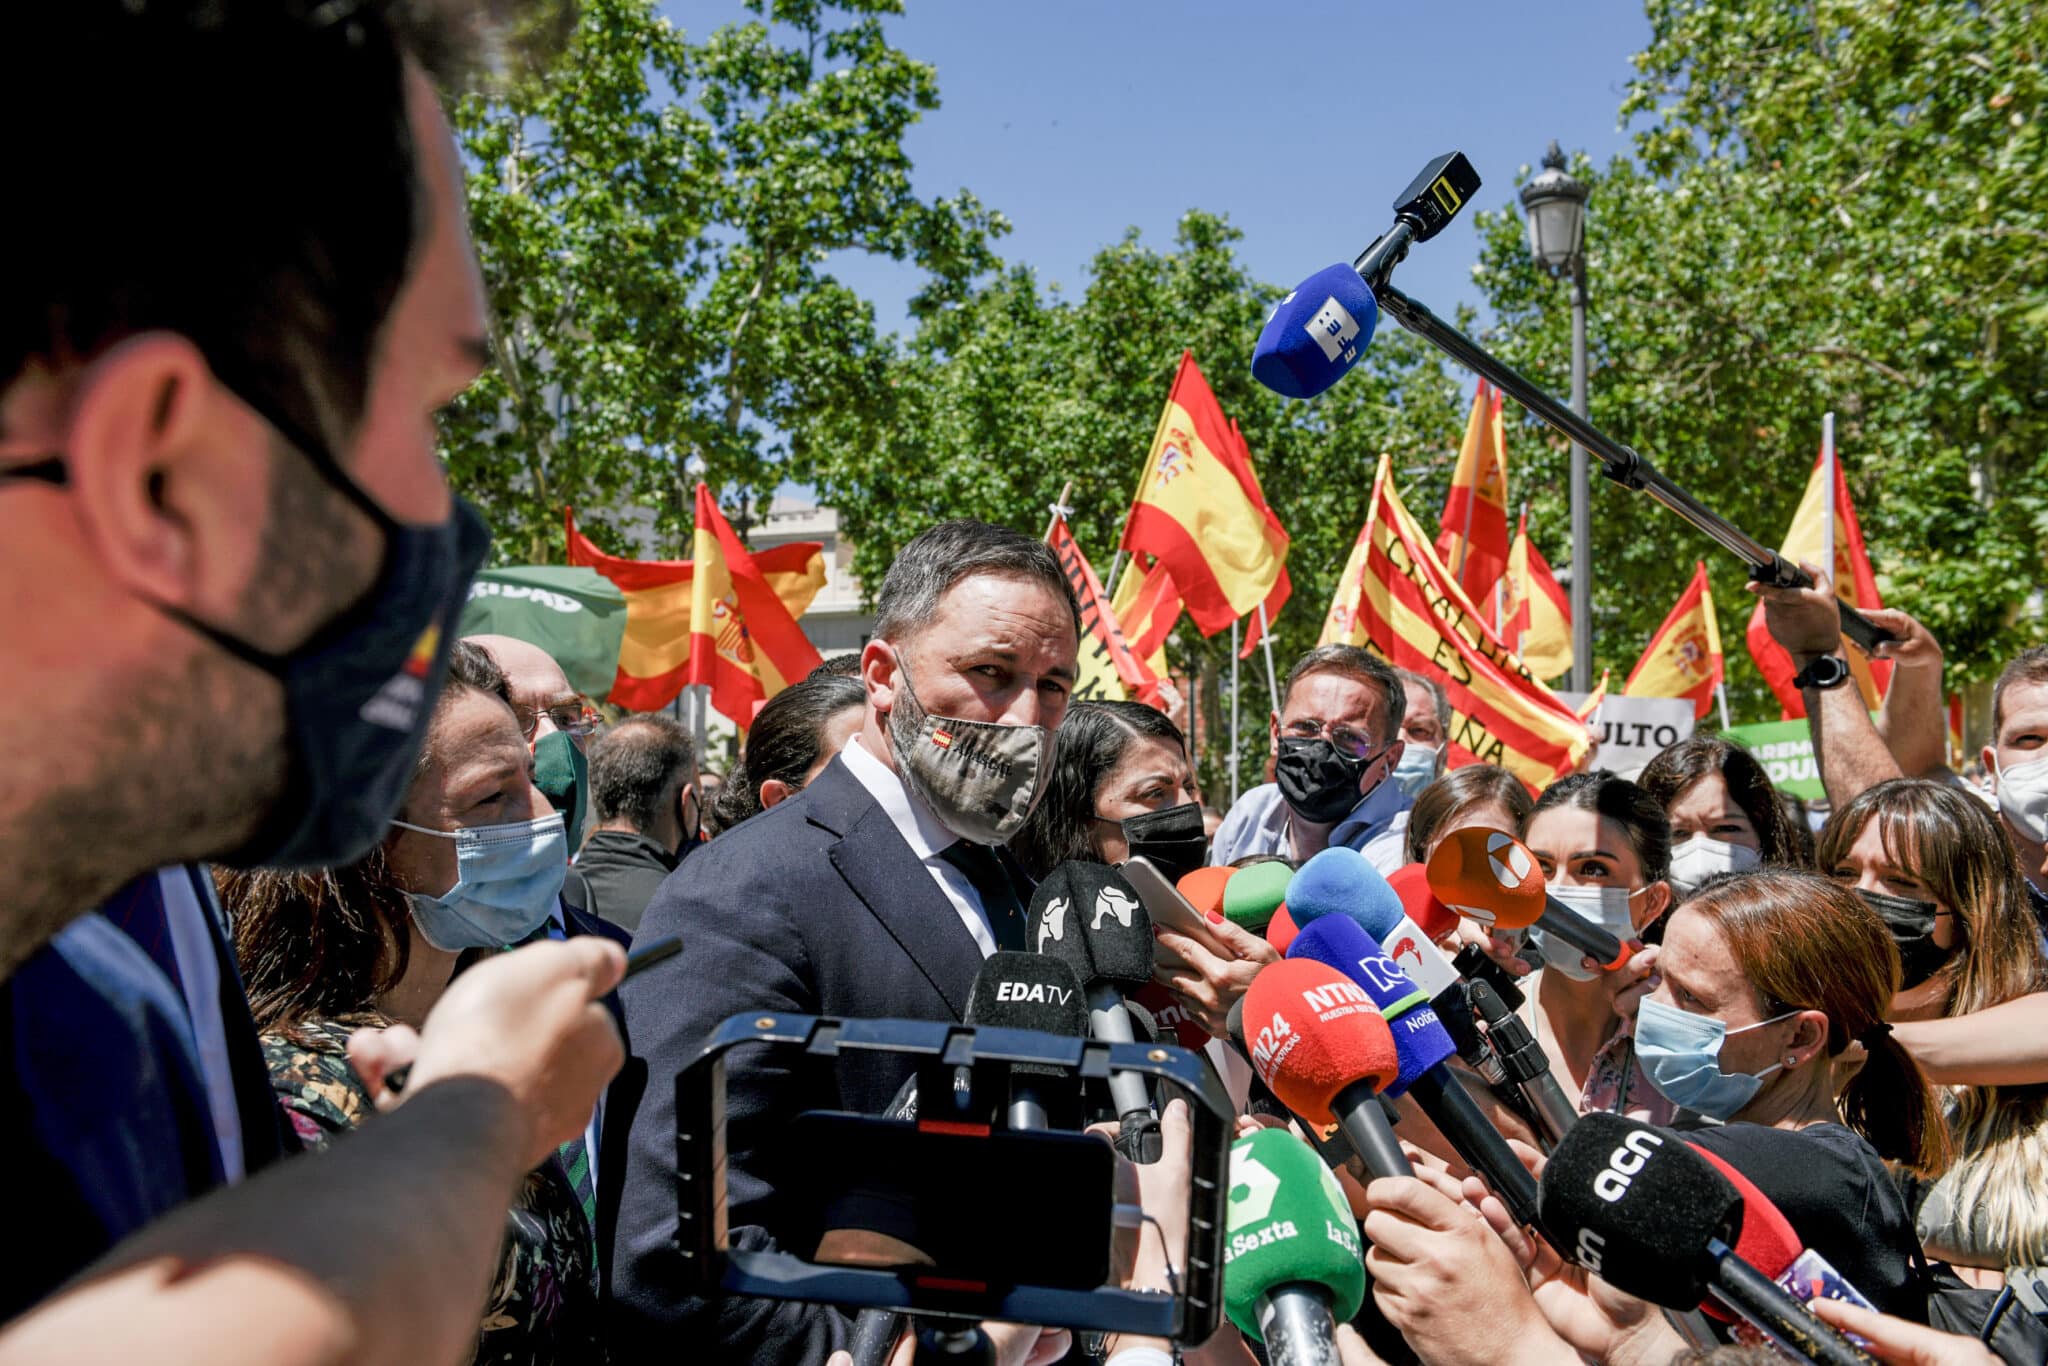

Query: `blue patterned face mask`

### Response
(1634, 997, 1798, 1119)
(391, 812, 567, 950)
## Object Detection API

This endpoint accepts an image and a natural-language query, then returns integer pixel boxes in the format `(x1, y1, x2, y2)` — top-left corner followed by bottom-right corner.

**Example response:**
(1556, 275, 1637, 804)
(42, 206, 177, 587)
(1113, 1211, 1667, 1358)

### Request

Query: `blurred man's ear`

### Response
(759, 778, 794, 811)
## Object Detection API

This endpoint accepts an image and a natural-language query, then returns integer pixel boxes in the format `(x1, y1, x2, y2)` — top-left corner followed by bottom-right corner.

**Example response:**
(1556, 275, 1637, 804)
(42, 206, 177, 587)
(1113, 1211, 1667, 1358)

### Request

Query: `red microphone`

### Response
(1264, 903, 1300, 955)
(1386, 863, 1460, 942)
(1130, 980, 1212, 1051)
(1242, 960, 1411, 1178)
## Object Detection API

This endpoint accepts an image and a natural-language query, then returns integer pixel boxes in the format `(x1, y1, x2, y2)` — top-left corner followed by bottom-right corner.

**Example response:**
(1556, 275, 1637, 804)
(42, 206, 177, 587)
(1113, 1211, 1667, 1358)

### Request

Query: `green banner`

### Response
(459, 565, 627, 702)
(1718, 717, 1823, 801)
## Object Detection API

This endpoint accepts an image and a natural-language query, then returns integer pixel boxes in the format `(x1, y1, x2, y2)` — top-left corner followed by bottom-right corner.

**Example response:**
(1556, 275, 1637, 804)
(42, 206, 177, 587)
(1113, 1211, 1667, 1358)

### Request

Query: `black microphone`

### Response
(1027, 861, 1160, 1161)
(1464, 979, 1577, 1149)
(964, 951, 1089, 1130)
(1538, 1115, 1869, 1366)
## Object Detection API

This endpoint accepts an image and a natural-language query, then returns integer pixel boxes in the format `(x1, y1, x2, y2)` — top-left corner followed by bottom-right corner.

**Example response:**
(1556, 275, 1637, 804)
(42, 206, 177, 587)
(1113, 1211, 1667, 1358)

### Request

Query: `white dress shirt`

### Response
(840, 734, 997, 958)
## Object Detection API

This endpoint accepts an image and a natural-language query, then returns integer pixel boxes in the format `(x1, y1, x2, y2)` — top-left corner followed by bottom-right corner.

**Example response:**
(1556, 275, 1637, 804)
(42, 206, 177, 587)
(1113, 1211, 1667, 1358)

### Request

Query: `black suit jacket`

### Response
(602, 754, 986, 1364)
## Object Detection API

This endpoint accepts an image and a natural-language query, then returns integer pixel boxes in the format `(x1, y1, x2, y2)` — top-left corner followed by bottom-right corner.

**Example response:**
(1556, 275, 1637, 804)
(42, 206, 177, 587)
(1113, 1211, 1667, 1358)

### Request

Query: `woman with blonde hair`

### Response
(1819, 778, 2048, 1287)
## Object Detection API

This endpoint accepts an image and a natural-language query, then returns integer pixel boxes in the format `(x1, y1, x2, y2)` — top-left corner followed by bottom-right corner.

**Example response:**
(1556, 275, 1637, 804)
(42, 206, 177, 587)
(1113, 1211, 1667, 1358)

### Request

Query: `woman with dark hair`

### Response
(1009, 701, 1202, 881)
(1518, 771, 1676, 1118)
(710, 671, 866, 831)
(1405, 764, 1534, 866)
(1819, 779, 2048, 1286)
(220, 642, 599, 1364)
(1638, 736, 1804, 896)
(1646, 871, 1948, 1318)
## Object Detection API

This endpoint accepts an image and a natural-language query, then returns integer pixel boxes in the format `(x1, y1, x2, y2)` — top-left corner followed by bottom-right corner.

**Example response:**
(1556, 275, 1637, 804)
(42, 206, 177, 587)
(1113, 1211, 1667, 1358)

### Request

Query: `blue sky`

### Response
(660, 1, 1654, 335)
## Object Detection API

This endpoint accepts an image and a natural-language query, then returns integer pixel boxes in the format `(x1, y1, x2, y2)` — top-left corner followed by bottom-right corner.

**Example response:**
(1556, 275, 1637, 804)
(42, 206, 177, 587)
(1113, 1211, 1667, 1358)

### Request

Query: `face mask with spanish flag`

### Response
(885, 653, 1054, 846)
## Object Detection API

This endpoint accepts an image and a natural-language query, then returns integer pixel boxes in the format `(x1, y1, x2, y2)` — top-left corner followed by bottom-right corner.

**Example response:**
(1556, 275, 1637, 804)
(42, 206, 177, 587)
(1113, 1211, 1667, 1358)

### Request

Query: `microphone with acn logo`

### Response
(1687, 1144, 1879, 1341)
(1536, 1115, 1869, 1366)
(1241, 959, 1411, 1181)
(1426, 827, 1633, 972)
(1027, 861, 1160, 1160)
(1223, 1127, 1367, 1366)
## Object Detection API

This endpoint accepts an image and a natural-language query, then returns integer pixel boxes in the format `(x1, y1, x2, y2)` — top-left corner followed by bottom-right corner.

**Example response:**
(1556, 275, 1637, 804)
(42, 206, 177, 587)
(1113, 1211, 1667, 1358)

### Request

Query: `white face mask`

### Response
(1530, 883, 1651, 981)
(1668, 835, 1762, 897)
(1994, 752, 2048, 845)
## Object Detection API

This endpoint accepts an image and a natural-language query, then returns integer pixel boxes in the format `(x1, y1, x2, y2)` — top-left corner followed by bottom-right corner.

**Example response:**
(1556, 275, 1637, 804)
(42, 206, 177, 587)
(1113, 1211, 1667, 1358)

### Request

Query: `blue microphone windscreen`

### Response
(1286, 916, 1456, 1098)
(1287, 847, 1407, 941)
(1251, 264, 1379, 400)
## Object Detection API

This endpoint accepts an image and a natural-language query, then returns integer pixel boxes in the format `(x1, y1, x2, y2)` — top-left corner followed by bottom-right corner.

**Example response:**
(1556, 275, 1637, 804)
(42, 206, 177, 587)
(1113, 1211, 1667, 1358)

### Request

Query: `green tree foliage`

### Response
(1467, 0, 2047, 710)
(443, 0, 1006, 562)
(802, 212, 1468, 791)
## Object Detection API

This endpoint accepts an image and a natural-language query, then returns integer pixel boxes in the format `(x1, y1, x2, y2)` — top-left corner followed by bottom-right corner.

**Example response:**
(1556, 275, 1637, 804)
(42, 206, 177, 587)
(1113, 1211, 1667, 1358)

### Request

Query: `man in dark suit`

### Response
(605, 520, 1080, 1363)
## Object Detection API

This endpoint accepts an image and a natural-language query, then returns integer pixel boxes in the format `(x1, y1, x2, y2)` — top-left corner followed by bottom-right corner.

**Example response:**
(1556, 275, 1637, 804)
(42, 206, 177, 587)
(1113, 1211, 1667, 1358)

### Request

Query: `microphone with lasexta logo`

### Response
(1027, 861, 1160, 1160)
(1537, 1114, 1871, 1366)
(1223, 1127, 1367, 1366)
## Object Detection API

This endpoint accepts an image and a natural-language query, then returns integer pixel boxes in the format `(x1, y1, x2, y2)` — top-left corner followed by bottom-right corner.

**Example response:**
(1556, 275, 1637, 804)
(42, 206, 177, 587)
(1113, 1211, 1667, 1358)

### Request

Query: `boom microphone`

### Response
(1242, 960, 1412, 1180)
(1427, 828, 1632, 971)
(1290, 847, 1462, 1002)
(1537, 1115, 1868, 1366)
(1224, 1128, 1367, 1365)
(1027, 861, 1159, 1158)
(1251, 263, 1379, 400)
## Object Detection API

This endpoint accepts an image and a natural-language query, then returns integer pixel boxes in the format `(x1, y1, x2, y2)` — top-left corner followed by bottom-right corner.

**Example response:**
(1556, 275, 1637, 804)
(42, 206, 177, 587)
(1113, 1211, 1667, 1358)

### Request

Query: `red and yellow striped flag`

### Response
(1625, 561, 1724, 721)
(1948, 693, 1965, 767)
(1319, 517, 1373, 648)
(1353, 455, 1591, 790)
(1119, 352, 1289, 642)
(1110, 553, 1182, 681)
(564, 491, 826, 720)
(1497, 506, 1572, 683)
(1048, 514, 1165, 707)
(1743, 442, 1892, 719)
(1435, 380, 1511, 601)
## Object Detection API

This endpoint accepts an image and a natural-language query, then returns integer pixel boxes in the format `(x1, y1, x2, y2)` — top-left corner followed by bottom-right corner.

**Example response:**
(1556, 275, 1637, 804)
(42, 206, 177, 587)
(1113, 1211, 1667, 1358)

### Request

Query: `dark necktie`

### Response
(939, 841, 1027, 951)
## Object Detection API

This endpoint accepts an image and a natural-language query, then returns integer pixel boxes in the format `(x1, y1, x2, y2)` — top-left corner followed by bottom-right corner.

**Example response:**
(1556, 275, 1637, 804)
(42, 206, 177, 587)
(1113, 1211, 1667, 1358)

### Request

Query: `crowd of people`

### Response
(7, 5, 2048, 1366)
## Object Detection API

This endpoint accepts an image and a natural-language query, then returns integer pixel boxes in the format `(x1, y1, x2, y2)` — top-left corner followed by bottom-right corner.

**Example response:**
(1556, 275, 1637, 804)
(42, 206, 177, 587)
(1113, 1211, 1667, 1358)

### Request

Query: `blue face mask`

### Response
(391, 812, 567, 951)
(1391, 744, 1439, 799)
(1634, 997, 1798, 1120)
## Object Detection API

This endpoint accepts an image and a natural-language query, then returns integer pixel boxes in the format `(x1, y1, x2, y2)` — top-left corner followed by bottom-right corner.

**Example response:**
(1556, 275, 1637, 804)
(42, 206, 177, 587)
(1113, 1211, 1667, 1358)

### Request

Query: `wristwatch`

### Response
(1792, 653, 1851, 691)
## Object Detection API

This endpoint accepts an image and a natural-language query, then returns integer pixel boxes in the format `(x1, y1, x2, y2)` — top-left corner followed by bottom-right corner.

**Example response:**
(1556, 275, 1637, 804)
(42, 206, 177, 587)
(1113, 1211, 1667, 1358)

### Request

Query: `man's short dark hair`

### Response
(1993, 646, 2048, 741)
(872, 520, 1081, 644)
(1393, 667, 1450, 737)
(588, 714, 696, 834)
(1281, 645, 1405, 746)
(3, 2, 506, 449)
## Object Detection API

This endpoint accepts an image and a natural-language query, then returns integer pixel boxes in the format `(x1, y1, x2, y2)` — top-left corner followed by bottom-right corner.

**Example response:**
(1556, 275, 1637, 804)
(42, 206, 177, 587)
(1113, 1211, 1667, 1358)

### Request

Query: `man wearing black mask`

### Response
(1209, 645, 1412, 872)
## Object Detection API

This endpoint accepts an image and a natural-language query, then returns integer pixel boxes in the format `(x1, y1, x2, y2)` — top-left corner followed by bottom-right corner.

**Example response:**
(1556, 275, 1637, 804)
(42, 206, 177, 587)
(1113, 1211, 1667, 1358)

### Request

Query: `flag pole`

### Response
(1041, 481, 1075, 543)
(1820, 412, 1836, 582)
(1256, 601, 1282, 714)
(1229, 619, 1242, 806)
(1715, 681, 1732, 731)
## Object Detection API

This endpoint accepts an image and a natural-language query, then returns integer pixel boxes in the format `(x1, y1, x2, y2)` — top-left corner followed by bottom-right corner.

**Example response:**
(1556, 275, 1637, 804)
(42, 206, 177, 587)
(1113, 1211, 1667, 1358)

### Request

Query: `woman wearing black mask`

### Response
(1010, 701, 1203, 881)
(1818, 778, 2048, 1289)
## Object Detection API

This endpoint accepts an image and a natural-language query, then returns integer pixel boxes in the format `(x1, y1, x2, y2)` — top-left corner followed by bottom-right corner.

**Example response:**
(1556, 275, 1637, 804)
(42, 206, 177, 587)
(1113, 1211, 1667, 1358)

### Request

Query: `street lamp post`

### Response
(1519, 141, 1592, 692)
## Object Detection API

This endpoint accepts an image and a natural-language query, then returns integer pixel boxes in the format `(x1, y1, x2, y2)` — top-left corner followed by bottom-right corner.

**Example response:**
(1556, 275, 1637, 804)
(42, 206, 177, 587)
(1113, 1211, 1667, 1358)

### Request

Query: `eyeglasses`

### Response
(1282, 718, 1382, 760)
(513, 700, 599, 741)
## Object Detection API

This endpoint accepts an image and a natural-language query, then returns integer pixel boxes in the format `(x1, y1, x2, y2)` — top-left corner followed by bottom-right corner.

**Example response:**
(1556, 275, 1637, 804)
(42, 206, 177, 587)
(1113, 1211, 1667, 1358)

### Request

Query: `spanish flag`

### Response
(1497, 506, 1572, 683)
(1119, 352, 1290, 645)
(1743, 441, 1892, 719)
(1048, 514, 1164, 707)
(1110, 553, 1182, 680)
(563, 491, 826, 719)
(1625, 562, 1725, 721)
(1352, 455, 1591, 791)
(1435, 380, 1511, 601)
(1948, 693, 1965, 767)
(1319, 517, 1373, 648)
(1577, 668, 1610, 722)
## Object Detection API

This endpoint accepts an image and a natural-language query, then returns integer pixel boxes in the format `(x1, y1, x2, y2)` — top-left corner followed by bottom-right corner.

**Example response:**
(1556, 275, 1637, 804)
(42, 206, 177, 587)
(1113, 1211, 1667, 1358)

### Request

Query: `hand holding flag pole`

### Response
(1258, 152, 1895, 655)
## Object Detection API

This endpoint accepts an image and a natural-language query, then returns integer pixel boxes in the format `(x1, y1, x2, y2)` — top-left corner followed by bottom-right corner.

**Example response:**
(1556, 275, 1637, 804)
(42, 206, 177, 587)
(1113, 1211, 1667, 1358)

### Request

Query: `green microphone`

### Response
(1221, 860, 1291, 933)
(1223, 1128, 1365, 1363)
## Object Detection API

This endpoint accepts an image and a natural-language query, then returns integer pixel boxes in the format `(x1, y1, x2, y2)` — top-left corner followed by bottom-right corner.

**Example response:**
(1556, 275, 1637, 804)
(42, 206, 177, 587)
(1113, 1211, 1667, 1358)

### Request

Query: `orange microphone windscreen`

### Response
(1241, 959, 1399, 1127)
(1386, 863, 1460, 942)
(1425, 827, 1547, 930)
(1176, 865, 1235, 919)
